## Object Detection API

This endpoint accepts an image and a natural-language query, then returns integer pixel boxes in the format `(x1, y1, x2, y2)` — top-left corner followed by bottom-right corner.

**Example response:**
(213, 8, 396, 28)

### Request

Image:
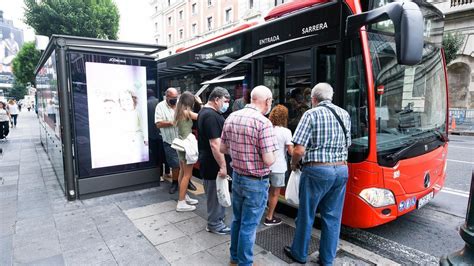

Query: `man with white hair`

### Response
(284, 82, 351, 265)
(220, 85, 278, 266)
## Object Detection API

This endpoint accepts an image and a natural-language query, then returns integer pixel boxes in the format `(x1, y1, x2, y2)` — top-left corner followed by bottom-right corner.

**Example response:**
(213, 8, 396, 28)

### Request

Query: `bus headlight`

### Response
(359, 188, 395, 207)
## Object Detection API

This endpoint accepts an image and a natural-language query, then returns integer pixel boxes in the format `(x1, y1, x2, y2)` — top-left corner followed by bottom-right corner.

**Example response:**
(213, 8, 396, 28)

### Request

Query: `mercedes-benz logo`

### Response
(424, 172, 431, 188)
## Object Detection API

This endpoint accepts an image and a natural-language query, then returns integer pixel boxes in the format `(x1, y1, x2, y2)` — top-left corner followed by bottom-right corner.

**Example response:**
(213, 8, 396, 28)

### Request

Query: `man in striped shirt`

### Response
(284, 83, 351, 265)
(220, 85, 278, 266)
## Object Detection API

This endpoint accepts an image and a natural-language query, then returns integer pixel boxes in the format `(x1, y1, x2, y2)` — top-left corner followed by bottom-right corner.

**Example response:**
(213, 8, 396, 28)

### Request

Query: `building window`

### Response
(249, 0, 254, 9)
(225, 8, 232, 23)
(179, 29, 183, 39)
(208, 0, 212, 7)
(155, 38, 158, 44)
(168, 0, 171, 6)
(168, 16, 172, 26)
(192, 23, 197, 35)
(275, 0, 285, 6)
(168, 34, 172, 43)
(155, 22, 158, 32)
(207, 17, 213, 30)
(155, 6, 158, 13)
(179, 10, 183, 20)
(192, 3, 197, 14)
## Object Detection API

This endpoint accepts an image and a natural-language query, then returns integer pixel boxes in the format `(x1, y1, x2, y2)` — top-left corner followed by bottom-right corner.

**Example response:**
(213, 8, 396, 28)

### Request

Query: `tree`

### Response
(12, 42, 41, 86)
(23, 0, 120, 40)
(443, 33, 464, 65)
(8, 82, 28, 101)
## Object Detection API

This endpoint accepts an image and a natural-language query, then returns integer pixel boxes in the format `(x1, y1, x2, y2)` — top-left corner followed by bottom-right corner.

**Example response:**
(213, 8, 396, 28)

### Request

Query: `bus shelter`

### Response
(34, 35, 166, 200)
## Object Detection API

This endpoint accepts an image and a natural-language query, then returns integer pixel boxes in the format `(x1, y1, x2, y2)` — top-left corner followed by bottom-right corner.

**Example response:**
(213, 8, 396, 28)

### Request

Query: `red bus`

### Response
(156, 0, 448, 228)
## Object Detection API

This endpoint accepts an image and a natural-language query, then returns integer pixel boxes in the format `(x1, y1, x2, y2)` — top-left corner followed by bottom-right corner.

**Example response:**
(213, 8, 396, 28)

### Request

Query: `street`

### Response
(340, 135, 473, 263)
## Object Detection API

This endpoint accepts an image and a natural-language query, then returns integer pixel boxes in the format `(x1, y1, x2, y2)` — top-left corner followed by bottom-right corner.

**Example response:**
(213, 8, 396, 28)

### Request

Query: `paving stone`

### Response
(17, 206, 52, 220)
(207, 241, 264, 262)
(155, 236, 206, 262)
(1, 165, 19, 172)
(253, 250, 287, 265)
(174, 215, 208, 235)
(15, 215, 55, 235)
(13, 234, 61, 264)
(90, 208, 131, 226)
(81, 195, 119, 207)
(0, 184, 17, 192)
(50, 200, 84, 214)
(171, 250, 221, 266)
(17, 199, 50, 212)
(141, 223, 185, 246)
(0, 189, 17, 199)
(97, 220, 142, 241)
(189, 230, 231, 250)
(17, 192, 49, 204)
(116, 198, 158, 210)
(58, 228, 105, 252)
(106, 234, 168, 265)
(13, 228, 58, 248)
(161, 210, 199, 224)
(63, 242, 115, 265)
(123, 201, 177, 220)
(0, 204, 17, 218)
(55, 218, 96, 237)
(15, 254, 65, 266)
(133, 214, 170, 231)
(0, 235, 13, 266)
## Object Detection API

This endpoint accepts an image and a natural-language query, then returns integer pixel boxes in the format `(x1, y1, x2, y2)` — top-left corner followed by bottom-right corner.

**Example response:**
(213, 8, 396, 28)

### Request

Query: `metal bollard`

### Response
(440, 170, 474, 265)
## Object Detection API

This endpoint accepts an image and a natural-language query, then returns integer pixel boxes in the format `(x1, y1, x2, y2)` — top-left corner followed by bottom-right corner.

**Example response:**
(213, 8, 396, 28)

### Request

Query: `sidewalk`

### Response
(1, 111, 396, 265)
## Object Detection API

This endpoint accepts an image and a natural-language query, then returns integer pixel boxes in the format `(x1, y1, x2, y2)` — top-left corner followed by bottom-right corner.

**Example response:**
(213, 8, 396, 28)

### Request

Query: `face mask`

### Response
(265, 104, 272, 115)
(220, 102, 229, 113)
(168, 98, 177, 106)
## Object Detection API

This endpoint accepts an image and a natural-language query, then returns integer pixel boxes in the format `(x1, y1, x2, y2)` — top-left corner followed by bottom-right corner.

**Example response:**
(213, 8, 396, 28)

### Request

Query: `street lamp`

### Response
(440, 170, 474, 265)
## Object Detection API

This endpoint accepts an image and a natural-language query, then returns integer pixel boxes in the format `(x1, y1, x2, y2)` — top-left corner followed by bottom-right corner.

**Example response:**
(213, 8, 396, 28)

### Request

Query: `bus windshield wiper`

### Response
(433, 130, 449, 142)
(384, 140, 422, 162)
(384, 130, 446, 162)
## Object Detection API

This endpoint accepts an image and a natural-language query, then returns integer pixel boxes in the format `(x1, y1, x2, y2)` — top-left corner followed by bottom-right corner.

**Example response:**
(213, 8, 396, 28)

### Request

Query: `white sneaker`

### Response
(176, 200, 196, 212)
(185, 194, 199, 205)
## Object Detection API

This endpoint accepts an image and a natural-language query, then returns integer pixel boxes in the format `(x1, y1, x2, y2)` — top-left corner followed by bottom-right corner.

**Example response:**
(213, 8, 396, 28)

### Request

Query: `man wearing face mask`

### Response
(155, 87, 182, 194)
(220, 85, 278, 266)
(197, 87, 232, 235)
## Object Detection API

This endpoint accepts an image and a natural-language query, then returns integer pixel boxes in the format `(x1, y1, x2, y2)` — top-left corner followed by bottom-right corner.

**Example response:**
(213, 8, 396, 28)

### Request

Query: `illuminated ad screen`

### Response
(70, 52, 157, 178)
(85, 62, 149, 169)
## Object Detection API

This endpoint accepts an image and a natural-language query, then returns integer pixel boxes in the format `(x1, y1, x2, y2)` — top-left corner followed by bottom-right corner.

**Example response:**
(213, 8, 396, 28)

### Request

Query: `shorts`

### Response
(269, 172, 285, 188)
(177, 150, 186, 162)
(163, 141, 180, 169)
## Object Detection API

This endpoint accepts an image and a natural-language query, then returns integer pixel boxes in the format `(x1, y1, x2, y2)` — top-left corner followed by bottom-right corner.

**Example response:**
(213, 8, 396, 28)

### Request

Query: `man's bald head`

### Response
(250, 85, 272, 103)
(250, 85, 273, 115)
(166, 87, 179, 98)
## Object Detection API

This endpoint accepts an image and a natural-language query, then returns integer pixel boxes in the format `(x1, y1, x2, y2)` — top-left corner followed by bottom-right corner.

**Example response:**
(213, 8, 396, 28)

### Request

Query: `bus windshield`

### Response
(368, 5, 447, 163)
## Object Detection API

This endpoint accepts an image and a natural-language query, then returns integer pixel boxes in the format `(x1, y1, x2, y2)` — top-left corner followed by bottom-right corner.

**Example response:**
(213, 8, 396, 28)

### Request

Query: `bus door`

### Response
(259, 45, 337, 132)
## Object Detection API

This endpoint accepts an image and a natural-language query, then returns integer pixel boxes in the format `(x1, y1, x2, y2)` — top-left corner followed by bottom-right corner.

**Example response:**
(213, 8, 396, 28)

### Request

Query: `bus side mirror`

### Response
(345, 1, 424, 66)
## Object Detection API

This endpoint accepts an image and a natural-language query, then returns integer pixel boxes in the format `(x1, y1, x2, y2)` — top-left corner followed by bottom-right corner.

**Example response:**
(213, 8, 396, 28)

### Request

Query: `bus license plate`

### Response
(417, 191, 434, 209)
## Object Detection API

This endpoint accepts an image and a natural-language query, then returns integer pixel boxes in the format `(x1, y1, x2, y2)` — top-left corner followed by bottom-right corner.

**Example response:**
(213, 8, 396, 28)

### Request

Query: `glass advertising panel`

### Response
(85, 62, 149, 168)
(35, 50, 64, 189)
(69, 52, 157, 178)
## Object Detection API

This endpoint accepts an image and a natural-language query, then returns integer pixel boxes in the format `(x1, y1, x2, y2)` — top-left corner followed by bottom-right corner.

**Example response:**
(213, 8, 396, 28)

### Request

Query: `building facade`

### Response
(150, 0, 286, 57)
(436, 0, 474, 109)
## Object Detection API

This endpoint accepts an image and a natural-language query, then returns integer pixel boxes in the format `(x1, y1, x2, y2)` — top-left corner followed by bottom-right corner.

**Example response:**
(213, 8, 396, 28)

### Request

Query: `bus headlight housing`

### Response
(359, 188, 395, 207)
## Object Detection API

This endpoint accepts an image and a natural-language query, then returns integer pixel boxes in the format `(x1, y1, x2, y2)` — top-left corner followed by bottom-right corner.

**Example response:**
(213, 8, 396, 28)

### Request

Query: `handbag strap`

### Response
(320, 105, 348, 147)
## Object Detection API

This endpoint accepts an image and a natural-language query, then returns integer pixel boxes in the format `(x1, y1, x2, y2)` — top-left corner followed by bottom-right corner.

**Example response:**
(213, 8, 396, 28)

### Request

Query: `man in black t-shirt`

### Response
(197, 87, 231, 235)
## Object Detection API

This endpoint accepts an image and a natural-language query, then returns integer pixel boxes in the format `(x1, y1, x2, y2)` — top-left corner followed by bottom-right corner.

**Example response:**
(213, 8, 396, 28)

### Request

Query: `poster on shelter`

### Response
(85, 62, 149, 168)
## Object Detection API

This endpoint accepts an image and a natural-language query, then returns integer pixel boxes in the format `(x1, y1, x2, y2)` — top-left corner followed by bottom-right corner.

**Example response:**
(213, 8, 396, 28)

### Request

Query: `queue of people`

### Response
(149, 82, 351, 266)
